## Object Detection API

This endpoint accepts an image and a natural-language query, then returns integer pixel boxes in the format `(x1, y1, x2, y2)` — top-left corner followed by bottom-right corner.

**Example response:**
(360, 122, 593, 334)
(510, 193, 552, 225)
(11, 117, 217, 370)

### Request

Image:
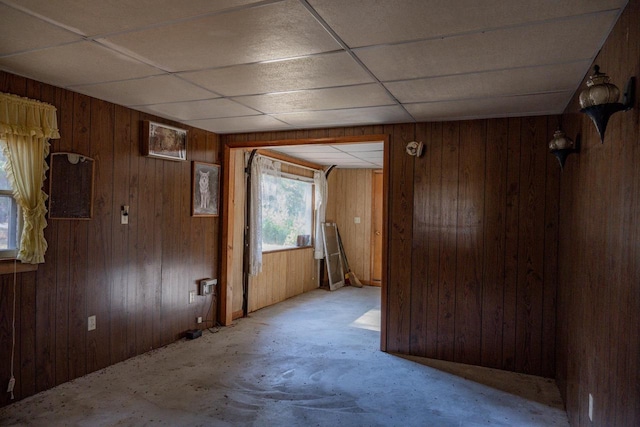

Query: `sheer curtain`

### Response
(248, 154, 280, 275)
(0, 92, 60, 264)
(313, 170, 328, 259)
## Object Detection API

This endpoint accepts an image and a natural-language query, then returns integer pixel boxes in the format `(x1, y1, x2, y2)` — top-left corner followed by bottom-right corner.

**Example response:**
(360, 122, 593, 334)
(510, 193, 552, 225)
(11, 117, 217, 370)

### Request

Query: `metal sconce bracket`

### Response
(580, 76, 635, 143)
(550, 134, 581, 169)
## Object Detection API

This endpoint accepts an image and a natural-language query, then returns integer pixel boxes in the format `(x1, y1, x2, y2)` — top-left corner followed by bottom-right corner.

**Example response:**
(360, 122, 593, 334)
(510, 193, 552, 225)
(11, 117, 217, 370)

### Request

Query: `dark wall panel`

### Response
(0, 72, 221, 408)
(557, 1, 640, 425)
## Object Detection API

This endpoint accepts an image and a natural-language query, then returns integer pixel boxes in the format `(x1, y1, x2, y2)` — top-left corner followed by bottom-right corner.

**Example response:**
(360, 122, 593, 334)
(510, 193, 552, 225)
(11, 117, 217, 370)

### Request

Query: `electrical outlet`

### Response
(589, 393, 593, 421)
(189, 291, 196, 304)
(196, 316, 203, 324)
(88, 315, 96, 331)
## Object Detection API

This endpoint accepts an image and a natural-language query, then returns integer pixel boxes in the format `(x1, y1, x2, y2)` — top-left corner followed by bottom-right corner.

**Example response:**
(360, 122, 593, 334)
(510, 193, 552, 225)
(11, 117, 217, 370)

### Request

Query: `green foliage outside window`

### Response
(261, 174, 313, 251)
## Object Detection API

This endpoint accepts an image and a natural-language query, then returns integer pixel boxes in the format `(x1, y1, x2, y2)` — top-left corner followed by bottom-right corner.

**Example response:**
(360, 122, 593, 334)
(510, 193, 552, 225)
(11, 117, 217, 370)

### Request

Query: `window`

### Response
(0, 149, 20, 259)
(261, 173, 313, 252)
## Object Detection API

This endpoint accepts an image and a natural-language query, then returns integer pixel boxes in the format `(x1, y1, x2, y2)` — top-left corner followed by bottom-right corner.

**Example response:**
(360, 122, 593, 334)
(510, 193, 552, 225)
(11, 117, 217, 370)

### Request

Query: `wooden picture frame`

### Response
(192, 162, 220, 217)
(142, 120, 187, 161)
(48, 152, 94, 219)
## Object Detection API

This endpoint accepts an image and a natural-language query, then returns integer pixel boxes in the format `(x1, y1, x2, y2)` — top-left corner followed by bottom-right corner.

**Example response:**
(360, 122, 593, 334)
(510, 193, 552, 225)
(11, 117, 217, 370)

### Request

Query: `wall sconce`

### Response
(405, 141, 424, 157)
(579, 65, 635, 143)
(549, 129, 579, 169)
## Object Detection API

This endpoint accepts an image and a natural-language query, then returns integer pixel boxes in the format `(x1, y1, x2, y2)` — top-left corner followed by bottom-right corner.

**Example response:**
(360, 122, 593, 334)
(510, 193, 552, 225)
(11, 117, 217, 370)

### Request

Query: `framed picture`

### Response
(192, 162, 220, 217)
(142, 120, 187, 161)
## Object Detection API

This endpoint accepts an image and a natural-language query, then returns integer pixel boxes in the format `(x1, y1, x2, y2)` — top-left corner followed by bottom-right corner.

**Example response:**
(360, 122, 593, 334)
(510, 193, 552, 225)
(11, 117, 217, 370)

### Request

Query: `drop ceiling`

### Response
(0, 0, 627, 168)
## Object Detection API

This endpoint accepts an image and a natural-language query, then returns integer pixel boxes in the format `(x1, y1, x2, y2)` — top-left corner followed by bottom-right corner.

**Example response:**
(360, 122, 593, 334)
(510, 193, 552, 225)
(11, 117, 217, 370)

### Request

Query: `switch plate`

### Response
(121, 205, 129, 225)
(88, 315, 96, 331)
(189, 291, 196, 304)
(354, 217, 361, 224)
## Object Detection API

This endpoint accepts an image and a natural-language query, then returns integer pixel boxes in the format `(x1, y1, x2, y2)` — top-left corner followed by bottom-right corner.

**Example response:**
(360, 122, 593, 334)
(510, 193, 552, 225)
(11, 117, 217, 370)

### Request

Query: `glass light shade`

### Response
(579, 66, 620, 108)
(548, 130, 574, 151)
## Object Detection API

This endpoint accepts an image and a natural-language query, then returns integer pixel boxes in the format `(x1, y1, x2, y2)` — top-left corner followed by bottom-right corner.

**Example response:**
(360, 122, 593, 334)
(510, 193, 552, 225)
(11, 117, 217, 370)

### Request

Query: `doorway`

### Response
(220, 135, 389, 351)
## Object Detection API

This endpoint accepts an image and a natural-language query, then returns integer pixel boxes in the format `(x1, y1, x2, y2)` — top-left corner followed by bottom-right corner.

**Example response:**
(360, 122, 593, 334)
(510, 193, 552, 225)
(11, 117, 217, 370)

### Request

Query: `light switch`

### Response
(354, 217, 361, 224)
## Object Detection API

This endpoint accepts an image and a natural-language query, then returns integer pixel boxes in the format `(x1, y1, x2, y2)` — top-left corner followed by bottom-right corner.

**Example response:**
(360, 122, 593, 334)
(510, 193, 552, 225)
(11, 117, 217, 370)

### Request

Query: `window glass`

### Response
(0, 150, 19, 255)
(261, 174, 313, 251)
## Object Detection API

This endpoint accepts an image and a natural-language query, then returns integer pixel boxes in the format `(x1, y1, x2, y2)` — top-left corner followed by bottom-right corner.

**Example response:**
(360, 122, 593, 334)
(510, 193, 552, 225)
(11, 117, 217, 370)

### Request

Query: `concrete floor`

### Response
(0, 286, 568, 427)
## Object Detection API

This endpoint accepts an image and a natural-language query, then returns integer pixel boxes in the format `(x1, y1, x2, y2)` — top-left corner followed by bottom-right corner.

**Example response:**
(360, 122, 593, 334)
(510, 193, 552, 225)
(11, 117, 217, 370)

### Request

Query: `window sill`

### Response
(0, 260, 38, 275)
(262, 245, 314, 255)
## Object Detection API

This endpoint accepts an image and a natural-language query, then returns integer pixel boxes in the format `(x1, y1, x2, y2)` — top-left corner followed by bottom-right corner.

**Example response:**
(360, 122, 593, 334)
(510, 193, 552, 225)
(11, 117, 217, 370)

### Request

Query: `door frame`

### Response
(370, 169, 383, 286)
(220, 134, 390, 351)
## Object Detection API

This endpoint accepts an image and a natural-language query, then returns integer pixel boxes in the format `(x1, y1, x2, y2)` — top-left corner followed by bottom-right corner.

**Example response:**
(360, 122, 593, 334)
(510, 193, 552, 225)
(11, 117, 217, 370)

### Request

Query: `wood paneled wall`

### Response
(326, 169, 374, 284)
(386, 119, 559, 377)
(556, 1, 640, 425)
(0, 72, 222, 408)
(224, 118, 559, 378)
(248, 248, 316, 313)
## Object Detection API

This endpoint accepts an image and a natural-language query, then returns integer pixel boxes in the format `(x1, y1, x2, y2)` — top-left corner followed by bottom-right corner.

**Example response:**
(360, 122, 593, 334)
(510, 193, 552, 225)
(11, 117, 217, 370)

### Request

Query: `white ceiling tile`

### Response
(333, 142, 384, 152)
(233, 84, 395, 114)
(347, 151, 384, 159)
(339, 166, 380, 169)
(309, 0, 627, 47)
(385, 61, 592, 103)
(272, 145, 343, 154)
(0, 1, 626, 135)
(355, 11, 620, 81)
(270, 142, 383, 169)
(274, 105, 414, 128)
(70, 75, 217, 107)
(0, 4, 82, 55)
(103, 0, 341, 72)
(185, 115, 293, 134)
(405, 92, 573, 121)
(179, 52, 373, 96)
(143, 98, 259, 121)
(0, 41, 162, 87)
(3, 0, 265, 37)
(312, 153, 361, 160)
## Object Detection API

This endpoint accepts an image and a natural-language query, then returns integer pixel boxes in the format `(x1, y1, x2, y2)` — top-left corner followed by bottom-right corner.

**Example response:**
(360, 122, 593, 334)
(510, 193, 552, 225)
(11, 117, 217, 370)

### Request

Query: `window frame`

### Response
(260, 171, 315, 254)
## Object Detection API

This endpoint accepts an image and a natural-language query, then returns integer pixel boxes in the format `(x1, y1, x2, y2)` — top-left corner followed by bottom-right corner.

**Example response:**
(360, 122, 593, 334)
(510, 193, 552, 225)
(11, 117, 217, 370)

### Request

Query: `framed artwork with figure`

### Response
(142, 120, 187, 161)
(192, 161, 220, 217)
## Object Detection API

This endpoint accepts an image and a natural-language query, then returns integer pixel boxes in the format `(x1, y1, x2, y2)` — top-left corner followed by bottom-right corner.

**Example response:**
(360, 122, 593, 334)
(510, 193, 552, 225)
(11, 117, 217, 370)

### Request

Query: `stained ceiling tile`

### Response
(233, 84, 395, 114)
(70, 75, 217, 107)
(179, 52, 373, 96)
(103, 0, 341, 72)
(355, 11, 619, 81)
(0, 41, 162, 87)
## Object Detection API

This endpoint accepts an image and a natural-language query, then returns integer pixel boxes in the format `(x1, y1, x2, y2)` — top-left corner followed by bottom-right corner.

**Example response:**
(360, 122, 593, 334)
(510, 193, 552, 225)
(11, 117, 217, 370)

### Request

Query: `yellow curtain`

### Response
(0, 92, 60, 264)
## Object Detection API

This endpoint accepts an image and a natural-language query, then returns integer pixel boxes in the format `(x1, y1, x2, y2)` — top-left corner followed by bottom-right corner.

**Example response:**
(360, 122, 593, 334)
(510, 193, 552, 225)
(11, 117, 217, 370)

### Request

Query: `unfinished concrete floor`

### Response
(0, 286, 568, 426)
